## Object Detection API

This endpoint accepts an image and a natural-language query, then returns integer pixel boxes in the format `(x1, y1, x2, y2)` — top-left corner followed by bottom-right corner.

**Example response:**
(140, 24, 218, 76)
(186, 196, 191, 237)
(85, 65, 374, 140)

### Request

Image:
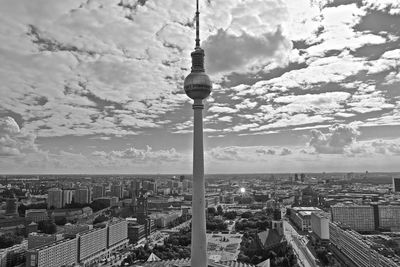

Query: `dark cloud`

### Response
(203, 27, 291, 74)
(256, 148, 276, 155)
(280, 148, 292, 156)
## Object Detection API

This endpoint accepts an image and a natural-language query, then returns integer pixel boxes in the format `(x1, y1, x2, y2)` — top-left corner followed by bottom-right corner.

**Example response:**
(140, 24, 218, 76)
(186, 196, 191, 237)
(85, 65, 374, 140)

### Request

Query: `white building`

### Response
(78, 227, 108, 262)
(62, 189, 73, 207)
(26, 238, 78, 267)
(311, 212, 329, 240)
(108, 220, 128, 247)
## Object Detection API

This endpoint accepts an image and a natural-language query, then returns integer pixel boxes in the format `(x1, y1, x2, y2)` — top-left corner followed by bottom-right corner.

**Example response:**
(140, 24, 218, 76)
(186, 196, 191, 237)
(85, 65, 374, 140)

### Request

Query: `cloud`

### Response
(371, 140, 400, 155)
(0, 116, 38, 156)
(92, 145, 183, 162)
(280, 148, 292, 156)
(256, 148, 276, 155)
(203, 27, 291, 74)
(208, 146, 244, 161)
(309, 123, 359, 154)
(208, 106, 237, 114)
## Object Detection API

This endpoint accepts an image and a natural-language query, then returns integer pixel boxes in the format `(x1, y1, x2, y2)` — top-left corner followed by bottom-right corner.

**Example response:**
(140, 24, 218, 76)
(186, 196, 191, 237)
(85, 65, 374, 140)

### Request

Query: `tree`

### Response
(0, 233, 23, 249)
(207, 207, 216, 215)
(93, 214, 108, 224)
(223, 211, 237, 220)
(217, 205, 223, 215)
(241, 211, 253, 219)
(90, 200, 109, 212)
(54, 217, 67, 226)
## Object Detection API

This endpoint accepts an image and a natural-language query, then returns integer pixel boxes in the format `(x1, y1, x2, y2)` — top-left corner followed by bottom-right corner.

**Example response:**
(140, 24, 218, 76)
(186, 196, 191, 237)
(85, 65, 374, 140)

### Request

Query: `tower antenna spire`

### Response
(195, 0, 200, 48)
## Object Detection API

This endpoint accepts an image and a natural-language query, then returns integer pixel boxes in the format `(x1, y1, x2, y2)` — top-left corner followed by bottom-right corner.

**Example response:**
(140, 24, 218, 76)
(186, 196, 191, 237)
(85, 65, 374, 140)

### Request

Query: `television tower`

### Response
(184, 0, 212, 266)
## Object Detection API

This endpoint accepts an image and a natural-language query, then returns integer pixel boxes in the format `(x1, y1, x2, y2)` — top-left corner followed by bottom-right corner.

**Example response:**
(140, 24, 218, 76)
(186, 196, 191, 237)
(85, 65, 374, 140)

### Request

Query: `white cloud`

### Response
(309, 123, 359, 154)
(0, 116, 38, 156)
(93, 145, 183, 162)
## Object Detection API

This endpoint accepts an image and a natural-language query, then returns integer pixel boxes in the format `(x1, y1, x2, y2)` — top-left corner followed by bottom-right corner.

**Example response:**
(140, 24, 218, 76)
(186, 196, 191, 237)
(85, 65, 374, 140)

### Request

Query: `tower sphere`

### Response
(184, 71, 212, 100)
(184, 48, 212, 100)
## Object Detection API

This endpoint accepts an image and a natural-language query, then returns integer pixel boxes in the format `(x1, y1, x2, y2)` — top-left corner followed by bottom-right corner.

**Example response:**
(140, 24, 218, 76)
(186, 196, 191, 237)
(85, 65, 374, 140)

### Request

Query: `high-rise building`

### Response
(183, 1, 212, 265)
(47, 188, 63, 209)
(136, 194, 148, 225)
(111, 184, 123, 199)
(331, 204, 375, 231)
(108, 220, 128, 247)
(393, 177, 400, 192)
(378, 205, 400, 230)
(77, 227, 108, 262)
(74, 187, 89, 204)
(311, 212, 330, 242)
(62, 189, 73, 207)
(4, 197, 18, 217)
(26, 237, 78, 267)
(26, 222, 128, 267)
(329, 222, 399, 267)
(92, 185, 104, 199)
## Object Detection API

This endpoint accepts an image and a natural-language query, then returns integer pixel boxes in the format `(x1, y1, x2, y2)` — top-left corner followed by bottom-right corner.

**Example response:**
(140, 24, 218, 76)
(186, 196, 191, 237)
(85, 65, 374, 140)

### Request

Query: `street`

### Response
(283, 220, 319, 267)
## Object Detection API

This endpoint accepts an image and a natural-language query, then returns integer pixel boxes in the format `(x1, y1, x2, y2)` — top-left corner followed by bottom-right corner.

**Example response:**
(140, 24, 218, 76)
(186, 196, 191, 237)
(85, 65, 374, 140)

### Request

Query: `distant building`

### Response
(128, 222, 145, 244)
(136, 194, 155, 237)
(288, 207, 321, 231)
(149, 211, 181, 228)
(95, 197, 118, 207)
(28, 233, 64, 249)
(331, 204, 374, 232)
(47, 188, 62, 209)
(62, 189, 73, 207)
(92, 185, 104, 199)
(111, 184, 123, 199)
(74, 187, 89, 204)
(25, 209, 48, 223)
(393, 177, 400, 192)
(4, 197, 18, 217)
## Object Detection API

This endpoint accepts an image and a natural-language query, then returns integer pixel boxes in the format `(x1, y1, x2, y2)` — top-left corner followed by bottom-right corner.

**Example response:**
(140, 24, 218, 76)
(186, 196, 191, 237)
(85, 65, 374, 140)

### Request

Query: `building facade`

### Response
(329, 222, 399, 267)
(92, 185, 104, 199)
(108, 220, 128, 247)
(331, 204, 375, 231)
(62, 189, 74, 207)
(311, 212, 329, 242)
(25, 209, 48, 223)
(47, 188, 63, 209)
(26, 238, 78, 267)
(74, 187, 89, 204)
(78, 227, 108, 262)
(393, 177, 400, 192)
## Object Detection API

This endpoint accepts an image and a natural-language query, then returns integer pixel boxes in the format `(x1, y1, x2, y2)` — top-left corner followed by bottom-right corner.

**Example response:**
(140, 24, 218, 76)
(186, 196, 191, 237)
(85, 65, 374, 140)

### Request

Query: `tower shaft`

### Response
(191, 99, 207, 267)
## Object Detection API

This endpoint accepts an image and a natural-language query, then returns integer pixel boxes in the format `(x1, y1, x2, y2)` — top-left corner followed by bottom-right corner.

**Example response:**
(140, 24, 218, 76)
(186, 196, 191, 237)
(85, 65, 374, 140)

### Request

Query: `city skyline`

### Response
(1, 0, 400, 174)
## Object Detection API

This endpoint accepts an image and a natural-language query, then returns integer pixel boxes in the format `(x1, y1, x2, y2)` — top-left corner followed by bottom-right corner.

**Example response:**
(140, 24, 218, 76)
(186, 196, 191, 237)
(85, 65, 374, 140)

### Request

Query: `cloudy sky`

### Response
(1, 0, 400, 174)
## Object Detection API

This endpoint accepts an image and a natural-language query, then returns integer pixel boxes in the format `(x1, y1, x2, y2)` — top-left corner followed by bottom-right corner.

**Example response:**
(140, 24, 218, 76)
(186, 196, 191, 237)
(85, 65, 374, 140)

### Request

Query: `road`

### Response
(283, 220, 318, 267)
